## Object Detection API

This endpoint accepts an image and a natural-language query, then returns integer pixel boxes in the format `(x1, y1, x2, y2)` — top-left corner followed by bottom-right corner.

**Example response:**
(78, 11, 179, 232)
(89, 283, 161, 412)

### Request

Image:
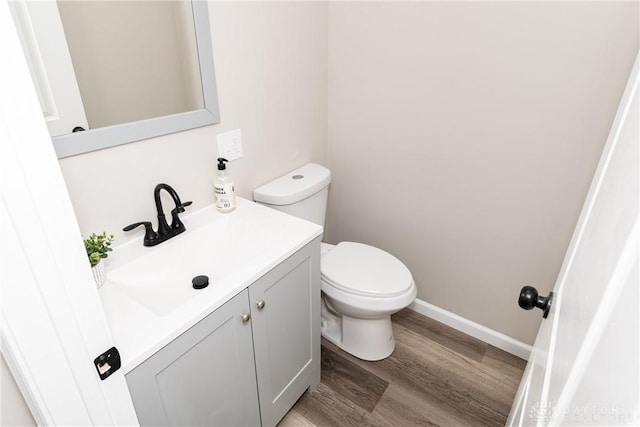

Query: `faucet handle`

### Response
(170, 201, 192, 229)
(173, 200, 193, 214)
(123, 221, 158, 243)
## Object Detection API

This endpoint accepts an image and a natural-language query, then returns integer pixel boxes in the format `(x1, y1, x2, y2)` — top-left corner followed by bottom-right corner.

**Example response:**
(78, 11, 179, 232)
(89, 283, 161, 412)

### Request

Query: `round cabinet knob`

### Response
(241, 313, 251, 323)
(518, 286, 553, 319)
(256, 300, 266, 310)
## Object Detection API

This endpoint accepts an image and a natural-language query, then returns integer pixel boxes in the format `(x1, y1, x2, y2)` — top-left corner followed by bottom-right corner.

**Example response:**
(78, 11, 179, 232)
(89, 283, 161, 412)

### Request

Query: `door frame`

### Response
(0, 1, 138, 424)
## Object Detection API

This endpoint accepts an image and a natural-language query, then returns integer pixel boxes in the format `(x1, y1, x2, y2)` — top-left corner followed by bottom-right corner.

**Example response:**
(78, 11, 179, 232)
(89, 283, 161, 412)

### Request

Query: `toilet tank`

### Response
(253, 163, 331, 228)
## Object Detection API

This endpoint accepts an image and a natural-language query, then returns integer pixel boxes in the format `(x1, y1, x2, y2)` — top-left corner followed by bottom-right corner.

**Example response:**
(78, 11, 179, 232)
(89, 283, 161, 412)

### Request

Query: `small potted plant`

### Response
(84, 232, 114, 288)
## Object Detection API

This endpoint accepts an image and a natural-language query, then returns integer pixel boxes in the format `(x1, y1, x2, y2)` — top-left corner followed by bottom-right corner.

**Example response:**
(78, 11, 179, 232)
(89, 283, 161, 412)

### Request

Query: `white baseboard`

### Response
(408, 298, 532, 360)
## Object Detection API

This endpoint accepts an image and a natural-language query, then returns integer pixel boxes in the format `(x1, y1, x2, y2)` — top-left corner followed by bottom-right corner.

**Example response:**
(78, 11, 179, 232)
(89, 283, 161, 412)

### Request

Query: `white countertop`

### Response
(98, 197, 322, 373)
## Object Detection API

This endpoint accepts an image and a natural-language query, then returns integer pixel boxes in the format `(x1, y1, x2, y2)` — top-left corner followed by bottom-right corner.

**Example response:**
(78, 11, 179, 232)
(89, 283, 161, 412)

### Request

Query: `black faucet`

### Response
(123, 183, 192, 246)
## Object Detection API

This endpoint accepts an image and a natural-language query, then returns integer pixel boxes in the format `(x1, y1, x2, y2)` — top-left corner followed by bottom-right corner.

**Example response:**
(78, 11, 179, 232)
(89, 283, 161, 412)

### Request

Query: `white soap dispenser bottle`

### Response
(213, 157, 236, 213)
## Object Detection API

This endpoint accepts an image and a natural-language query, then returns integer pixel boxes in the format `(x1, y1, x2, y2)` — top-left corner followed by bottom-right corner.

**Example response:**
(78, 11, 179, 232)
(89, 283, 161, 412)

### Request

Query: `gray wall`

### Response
(56, 2, 638, 347)
(325, 1, 639, 344)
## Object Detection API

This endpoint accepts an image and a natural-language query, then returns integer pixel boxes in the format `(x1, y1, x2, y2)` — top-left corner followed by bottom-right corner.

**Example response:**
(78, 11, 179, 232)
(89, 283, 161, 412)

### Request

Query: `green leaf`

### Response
(83, 231, 115, 266)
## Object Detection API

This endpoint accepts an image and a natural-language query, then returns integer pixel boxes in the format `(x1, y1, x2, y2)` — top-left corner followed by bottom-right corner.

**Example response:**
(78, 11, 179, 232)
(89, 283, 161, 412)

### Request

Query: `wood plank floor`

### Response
(278, 309, 526, 427)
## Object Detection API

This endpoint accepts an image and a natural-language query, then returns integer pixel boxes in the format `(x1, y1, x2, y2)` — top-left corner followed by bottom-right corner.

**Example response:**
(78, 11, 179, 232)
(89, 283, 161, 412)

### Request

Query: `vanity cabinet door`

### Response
(249, 238, 321, 427)
(125, 290, 260, 427)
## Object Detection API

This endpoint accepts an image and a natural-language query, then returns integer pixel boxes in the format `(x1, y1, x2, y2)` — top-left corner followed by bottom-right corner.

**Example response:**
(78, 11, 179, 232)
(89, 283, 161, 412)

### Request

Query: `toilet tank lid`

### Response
(253, 163, 331, 206)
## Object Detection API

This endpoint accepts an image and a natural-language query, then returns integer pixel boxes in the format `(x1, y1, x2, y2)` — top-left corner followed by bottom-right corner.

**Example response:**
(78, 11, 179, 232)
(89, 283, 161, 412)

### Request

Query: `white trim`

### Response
(409, 298, 532, 360)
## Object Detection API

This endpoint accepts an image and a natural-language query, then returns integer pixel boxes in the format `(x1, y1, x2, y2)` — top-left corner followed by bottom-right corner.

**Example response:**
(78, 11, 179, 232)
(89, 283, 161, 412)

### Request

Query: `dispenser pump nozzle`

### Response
(217, 157, 228, 171)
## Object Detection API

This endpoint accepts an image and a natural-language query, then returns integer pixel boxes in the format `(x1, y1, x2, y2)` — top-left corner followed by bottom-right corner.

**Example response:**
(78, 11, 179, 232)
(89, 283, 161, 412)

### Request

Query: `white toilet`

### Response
(254, 163, 417, 361)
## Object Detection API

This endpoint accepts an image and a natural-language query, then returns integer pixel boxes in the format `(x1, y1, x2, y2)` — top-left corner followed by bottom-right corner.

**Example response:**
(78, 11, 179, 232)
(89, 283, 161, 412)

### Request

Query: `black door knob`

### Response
(518, 286, 553, 318)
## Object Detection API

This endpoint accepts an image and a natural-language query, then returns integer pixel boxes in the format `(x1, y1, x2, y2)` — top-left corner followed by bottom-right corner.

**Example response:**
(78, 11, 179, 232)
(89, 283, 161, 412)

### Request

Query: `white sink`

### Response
(107, 204, 279, 316)
(98, 197, 323, 372)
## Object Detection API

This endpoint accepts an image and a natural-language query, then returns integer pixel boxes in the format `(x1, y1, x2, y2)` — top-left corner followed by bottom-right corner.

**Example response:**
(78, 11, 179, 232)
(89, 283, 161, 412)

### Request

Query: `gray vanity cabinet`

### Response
(124, 289, 261, 426)
(125, 238, 320, 427)
(249, 239, 321, 427)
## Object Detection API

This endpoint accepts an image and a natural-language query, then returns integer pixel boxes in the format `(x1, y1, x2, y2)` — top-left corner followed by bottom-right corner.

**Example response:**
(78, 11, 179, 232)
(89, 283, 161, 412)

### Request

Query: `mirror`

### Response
(10, 0, 219, 158)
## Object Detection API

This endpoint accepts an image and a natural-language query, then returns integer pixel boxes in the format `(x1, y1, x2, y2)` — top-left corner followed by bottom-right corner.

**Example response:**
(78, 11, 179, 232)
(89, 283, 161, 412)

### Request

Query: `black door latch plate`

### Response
(94, 346, 121, 380)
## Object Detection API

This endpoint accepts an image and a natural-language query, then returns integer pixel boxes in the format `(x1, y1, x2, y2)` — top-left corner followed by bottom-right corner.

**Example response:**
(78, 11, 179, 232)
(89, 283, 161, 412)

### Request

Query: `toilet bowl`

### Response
(319, 242, 417, 360)
(253, 163, 417, 361)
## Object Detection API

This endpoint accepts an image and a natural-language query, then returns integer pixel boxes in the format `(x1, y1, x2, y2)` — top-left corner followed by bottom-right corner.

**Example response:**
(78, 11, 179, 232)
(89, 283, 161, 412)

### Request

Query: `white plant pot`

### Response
(92, 260, 106, 288)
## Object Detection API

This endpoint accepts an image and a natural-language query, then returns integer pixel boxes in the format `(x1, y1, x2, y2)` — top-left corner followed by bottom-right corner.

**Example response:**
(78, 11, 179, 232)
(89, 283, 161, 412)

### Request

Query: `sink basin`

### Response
(108, 212, 279, 316)
(98, 197, 323, 373)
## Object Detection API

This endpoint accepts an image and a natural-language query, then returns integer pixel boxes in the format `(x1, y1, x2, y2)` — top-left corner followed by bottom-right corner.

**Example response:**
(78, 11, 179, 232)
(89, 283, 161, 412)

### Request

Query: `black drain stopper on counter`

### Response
(192, 275, 209, 289)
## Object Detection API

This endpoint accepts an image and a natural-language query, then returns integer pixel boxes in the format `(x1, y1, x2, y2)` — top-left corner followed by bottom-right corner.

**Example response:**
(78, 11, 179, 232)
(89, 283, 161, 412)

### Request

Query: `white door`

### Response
(8, 0, 89, 136)
(1, 2, 138, 425)
(508, 52, 639, 426)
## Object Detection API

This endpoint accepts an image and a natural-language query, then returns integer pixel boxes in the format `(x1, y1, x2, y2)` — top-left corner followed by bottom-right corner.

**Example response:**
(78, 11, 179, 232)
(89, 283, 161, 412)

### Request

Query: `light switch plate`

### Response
(217, 129, 243, 161)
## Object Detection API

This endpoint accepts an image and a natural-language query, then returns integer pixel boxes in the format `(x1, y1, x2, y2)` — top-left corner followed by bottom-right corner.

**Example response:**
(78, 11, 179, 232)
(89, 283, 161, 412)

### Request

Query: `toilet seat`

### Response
(321, 242, 414, 298)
